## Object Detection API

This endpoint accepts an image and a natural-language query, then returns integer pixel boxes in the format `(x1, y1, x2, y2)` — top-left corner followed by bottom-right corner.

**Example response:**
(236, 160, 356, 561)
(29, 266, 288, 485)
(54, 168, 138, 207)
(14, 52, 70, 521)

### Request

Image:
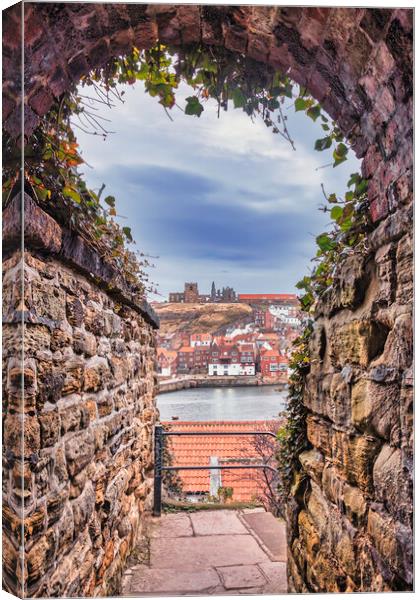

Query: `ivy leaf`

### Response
(330, 205, 343, 221)
(314, 136, 332, 151)
(333, 142, 349, 167)
(232, 88, 247, 108)
(283, 83, 293, 98)
(63, 186, 81, 204)
(340, 217, 353, 232)
(355, 179, 368, 195)
(123, 226, 133, 242)
(185, 96, 204, 117)
(294, 97, 308, 112)
(104, 195, 116, 207)
(307, 105, 321, 122)
(316, 233, 336, 252)
(347, 173, 360, 187)
(300, 292, 314, 309)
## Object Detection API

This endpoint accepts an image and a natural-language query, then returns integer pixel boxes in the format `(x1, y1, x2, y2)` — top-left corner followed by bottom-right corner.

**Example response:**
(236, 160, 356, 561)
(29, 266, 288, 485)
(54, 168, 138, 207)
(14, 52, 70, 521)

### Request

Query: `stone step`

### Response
(241, 511, 287, 561)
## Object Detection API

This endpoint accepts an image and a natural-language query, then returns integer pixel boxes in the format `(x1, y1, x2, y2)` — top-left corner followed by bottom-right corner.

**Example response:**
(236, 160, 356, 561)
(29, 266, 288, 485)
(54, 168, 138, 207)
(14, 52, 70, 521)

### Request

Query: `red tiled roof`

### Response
(162, 420, 282, 503)
(238, 294, 297, 300)
(178, 346, 195, 353)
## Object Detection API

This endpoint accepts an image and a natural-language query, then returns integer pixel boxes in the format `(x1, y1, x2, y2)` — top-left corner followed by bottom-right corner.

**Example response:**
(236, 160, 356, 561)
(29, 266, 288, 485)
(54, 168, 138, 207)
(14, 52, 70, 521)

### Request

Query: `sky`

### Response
(76, 80, 360, 301)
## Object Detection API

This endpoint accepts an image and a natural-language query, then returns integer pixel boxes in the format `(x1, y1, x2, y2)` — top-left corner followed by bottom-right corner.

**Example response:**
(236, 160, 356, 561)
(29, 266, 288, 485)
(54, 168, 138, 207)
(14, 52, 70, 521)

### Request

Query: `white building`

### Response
(190, 333, 212, 347)
(208, 362, 255, 376)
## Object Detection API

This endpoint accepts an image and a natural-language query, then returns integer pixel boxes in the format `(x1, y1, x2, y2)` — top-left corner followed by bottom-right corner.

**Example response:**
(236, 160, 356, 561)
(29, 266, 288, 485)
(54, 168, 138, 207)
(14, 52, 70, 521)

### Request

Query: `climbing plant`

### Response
(275, 322, 311, 511)
(2, 41, 372, 509)
(3, 42, 368, 298)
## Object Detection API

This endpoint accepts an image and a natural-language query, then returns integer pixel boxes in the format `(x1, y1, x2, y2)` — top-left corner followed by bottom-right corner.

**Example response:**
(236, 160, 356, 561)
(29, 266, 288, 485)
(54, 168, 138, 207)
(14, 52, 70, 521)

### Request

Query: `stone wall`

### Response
(287, 221, 413, 591)
(2, 4, 413, 595)
(2, 194, 159, 597)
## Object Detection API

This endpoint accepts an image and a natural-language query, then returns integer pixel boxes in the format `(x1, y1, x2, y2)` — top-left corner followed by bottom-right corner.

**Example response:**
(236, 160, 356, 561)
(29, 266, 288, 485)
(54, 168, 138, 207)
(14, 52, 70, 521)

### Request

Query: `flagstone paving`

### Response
(121, 508, 287, 596)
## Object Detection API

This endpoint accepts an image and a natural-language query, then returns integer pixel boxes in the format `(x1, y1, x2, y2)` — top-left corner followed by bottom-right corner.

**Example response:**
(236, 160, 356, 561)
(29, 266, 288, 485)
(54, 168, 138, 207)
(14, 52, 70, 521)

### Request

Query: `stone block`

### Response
(72, 481, 95, 531)
(47, 487, 69, 526)
(332, 431, 381, 494)
(66, 296, 84, 327)
(95, 390, 114, 417)
(85, 301, 106, 336)
(58, 394, 83, 434)
(299, 448, 324, 484)
(3, 503, 47, 547)
(342, 484, 367, 527)
(65, 429, 95, 477)
(7, 357, 37, 413)
(380, 313, 412, 371)
(24, 324, 51, 355)
(2, 532, 20, 588)
(327, 372, 351, 427)
(321, 463, 343, 508)
(306, 371, 331, 418)
(374, 243, 396, 306)
(73, 328, 97, 356)
(4, 413, 41, 458)
(62, 356, 85, 396)
(26, 527, 57, 588)
(306, 415, 331, 456)
(367, 507, 413, 585)
(327, 254, 369, 314)
(297, 510, 320, 558)
(50, 324, 72, 351)
(30, 281, 66, 322)
(56, 503, 75, 556)
(39, 408, 61, 447)
(84, 356, 110, 392)
(218, 564, 267, 589)
(328, 320, 389, 368)
(192, 509, 249, 536)
(108, 355, 130, 386)
(306, 548, 346, 593)
(396, 234, 413, 305)
(373, 445, 411, 526)
(399, 385, 413, 457)
(351, 379, 400, 441)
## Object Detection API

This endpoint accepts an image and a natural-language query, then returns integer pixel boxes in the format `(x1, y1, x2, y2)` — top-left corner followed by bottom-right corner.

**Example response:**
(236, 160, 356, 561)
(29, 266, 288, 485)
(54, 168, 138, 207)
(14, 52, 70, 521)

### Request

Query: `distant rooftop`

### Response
(162, 420, 282, 503)
(238, 294, 298, 301)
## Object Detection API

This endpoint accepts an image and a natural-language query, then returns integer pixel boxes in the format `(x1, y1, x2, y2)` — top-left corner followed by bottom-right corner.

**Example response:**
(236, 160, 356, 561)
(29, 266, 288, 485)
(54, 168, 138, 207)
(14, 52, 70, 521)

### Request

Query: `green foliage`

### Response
(276, 323, 312, 510)
(295, 171, 371, 314)
(185, 96, 204, 117)
(217, 486, 234, 503)
(3, 41, 368, 303)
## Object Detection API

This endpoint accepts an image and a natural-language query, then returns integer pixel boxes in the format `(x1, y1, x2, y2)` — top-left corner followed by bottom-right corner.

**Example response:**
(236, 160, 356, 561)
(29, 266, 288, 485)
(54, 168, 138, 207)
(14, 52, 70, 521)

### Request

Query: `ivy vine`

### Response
(3, 42, 367, 299)
(2, 41, 374, 515)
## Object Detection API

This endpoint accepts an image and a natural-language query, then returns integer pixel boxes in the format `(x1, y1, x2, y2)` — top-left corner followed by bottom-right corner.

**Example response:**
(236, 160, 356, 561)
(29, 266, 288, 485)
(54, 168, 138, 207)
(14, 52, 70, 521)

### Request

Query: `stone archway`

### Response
(2, 3, 413, 595)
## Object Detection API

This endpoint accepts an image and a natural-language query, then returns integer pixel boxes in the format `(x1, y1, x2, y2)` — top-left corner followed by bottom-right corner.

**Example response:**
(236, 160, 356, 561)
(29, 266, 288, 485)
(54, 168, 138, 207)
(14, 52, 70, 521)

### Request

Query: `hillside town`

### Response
(155, 282, 302, 383)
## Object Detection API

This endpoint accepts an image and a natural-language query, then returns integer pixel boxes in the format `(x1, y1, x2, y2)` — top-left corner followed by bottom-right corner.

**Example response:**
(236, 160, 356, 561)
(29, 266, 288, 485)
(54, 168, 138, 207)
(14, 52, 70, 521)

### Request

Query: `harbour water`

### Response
(156, 385, 288, 421)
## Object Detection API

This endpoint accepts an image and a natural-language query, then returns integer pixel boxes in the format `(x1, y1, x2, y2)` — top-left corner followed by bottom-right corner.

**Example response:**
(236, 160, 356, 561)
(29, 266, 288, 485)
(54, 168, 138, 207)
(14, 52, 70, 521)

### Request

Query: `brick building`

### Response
(177, 346, 195, 373)
(260, 349, 288, 379)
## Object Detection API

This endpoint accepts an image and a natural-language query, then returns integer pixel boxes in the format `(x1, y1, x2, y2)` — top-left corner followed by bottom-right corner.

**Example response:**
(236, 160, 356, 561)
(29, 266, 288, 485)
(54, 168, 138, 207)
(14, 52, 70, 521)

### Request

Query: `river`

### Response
(156, 385, 288, 421)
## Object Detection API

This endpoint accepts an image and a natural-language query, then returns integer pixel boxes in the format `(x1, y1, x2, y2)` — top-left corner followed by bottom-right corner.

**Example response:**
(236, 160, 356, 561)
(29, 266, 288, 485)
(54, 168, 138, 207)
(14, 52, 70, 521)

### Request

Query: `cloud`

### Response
(76, 79, 361, 299)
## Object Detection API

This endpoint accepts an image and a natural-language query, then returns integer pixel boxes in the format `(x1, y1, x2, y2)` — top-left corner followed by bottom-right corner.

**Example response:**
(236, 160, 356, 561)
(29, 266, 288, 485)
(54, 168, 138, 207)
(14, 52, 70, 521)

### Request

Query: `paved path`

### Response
(121, 508, 287, 596)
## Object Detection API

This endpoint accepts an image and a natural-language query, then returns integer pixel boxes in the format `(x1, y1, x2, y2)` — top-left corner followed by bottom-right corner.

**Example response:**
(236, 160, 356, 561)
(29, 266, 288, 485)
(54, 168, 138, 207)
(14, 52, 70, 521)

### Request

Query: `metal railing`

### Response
(153, 424, 278, 517)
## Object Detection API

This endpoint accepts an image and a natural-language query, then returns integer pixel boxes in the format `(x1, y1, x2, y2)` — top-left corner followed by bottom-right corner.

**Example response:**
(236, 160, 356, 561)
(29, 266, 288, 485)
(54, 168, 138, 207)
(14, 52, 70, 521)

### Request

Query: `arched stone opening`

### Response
(2, 3, 413, 596)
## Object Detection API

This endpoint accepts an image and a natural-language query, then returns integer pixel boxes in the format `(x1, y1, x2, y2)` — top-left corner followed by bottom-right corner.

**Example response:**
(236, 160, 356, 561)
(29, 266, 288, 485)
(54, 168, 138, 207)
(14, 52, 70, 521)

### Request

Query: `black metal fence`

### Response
(153, 424, 278, 517)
